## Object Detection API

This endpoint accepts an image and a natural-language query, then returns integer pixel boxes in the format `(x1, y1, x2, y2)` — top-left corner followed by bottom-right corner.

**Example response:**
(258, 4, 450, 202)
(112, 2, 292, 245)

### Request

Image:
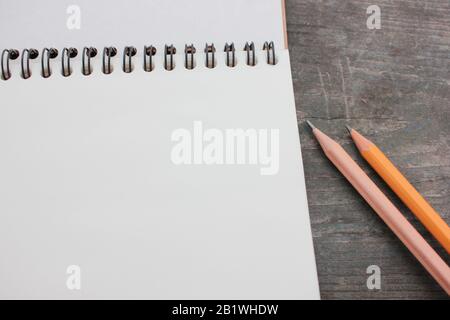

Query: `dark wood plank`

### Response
(286, 0, 450, 299)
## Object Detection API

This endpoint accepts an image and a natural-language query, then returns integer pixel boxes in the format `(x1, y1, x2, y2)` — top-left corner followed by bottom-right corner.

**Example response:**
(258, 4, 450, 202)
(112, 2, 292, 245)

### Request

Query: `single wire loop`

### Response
(21, 48, 39, 79)
(244, 42, 256, 66)
(143, 46, 156, 72)
(164, 45, 176, 71)
(224, 43, 236, 67)
(1, 49, 19, 80)
(41, 48, 58, 78)
(204, 43, 216, 68)
(122, 46, 137, 73)
(61, 47, 78, 77)
(263, 41, 276, 65)
(184, 44, 196, 70)
(102, 47, 117, 74)
(82, 47, 97, 76)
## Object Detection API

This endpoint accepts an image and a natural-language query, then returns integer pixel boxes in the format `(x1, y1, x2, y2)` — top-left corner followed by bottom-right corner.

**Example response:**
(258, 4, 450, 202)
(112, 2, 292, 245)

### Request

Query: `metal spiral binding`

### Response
(224, 43, 236, 67)
(244, 42, 256, 66)
(164, 45, 176, 71)
(263, 41, 276, 65)
(1, 49, 19, 80)
(1, 42, 277, 80)
(185, 45, 196, 70)
(102, 47, 117, 74)
(62, 47, 78, 77)
(82, 47, 97, 76)
(144, 46, 156, 72)
(122, 46, 137, 73)
(205, 43, 216, 68)
(21, 48, 39, 79)
(41, 48, 58, 78)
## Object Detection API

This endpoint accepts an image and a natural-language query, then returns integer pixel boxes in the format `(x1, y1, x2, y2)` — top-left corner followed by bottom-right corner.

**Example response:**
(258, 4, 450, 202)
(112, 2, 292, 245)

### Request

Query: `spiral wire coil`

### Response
(1, 42, 277, 80)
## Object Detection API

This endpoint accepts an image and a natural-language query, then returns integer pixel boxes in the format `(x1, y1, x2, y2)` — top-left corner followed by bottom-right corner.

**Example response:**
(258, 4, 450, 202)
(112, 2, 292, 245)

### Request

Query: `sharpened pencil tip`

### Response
(306, 120, 316, 130)
(345, 125, 353, 134)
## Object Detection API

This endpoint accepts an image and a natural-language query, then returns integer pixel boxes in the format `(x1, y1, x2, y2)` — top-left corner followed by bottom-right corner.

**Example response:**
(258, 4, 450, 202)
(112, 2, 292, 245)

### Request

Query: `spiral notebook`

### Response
(0, 0, 319, 299)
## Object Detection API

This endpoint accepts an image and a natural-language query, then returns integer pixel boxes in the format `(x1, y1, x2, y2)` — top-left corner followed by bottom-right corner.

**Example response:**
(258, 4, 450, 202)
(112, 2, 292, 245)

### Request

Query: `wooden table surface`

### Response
(286, 0, 450, 299)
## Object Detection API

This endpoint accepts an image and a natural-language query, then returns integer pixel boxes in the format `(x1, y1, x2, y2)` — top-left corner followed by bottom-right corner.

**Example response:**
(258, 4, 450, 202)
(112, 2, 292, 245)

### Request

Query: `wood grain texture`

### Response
(285, 0, 450, 299)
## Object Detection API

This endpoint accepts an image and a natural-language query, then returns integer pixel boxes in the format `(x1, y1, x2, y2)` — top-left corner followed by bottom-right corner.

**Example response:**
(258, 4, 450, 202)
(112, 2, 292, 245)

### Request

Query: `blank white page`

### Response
(0, 0, 286, 50)
(0, 50, 319, 299)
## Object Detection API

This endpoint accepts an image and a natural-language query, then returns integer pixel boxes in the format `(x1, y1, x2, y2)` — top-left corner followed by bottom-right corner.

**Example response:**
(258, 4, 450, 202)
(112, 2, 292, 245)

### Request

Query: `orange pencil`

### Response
(306, 121, 450, 295)
(347, 126, 450, 254)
